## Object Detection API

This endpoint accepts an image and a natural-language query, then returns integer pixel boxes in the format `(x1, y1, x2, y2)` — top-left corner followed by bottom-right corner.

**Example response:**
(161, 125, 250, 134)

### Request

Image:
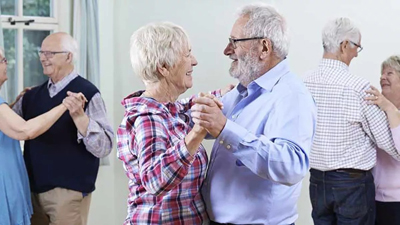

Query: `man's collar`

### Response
(251, 59, 289, 92)
(47, 70, 78, 89)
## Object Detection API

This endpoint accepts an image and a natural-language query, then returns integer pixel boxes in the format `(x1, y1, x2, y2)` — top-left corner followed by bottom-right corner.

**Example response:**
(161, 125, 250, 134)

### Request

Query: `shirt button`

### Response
(232, 115, 236, 119)
(219, 140, 224, 144)
(226, 145, 231, 149)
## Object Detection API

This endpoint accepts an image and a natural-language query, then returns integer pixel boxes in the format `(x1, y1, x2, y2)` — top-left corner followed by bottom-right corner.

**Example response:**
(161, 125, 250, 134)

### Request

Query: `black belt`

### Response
(311, 168, 370, 174)
(210, 221, 294, 225)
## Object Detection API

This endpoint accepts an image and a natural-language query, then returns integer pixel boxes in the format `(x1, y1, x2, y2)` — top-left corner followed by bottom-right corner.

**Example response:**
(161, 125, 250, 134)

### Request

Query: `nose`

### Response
(381, 73, 387, 80)
(191, 55, 198, 67)
(224, 42, 234, 56)
(39, 53, 47, 62)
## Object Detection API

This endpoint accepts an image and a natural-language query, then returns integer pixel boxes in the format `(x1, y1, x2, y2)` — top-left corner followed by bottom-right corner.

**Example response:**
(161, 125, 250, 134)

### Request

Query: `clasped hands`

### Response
(191, 85, 235, 137)
(62, 91, 88, 119)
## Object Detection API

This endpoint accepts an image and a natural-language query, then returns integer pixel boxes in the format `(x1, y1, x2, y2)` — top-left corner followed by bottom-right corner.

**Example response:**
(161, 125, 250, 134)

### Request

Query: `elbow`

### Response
(267, 164, 308, 186)
(17, 128, 36, 140)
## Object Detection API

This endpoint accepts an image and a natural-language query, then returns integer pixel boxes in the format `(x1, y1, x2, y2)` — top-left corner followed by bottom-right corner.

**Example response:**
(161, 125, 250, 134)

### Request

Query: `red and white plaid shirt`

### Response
(117, 90, 220, 225)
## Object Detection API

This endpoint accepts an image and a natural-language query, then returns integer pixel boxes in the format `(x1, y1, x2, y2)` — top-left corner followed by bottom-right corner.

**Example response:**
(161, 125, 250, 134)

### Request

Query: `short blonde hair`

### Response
(130, 22, 189, 83)
(381, 55, 400, 75)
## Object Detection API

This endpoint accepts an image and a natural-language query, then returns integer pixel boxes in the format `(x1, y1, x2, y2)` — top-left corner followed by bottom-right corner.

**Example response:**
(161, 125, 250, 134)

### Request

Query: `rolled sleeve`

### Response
(79, 93, 114, 158)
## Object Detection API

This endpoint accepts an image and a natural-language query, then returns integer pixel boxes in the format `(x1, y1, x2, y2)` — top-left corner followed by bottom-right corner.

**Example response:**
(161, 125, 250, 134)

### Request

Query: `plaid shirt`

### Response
(304, 59, 400, 171)
(117, 90, 220, 225)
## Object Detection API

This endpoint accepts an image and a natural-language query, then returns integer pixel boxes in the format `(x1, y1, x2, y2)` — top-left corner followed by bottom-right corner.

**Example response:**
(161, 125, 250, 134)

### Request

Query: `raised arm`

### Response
(365, 85, 400, 128)
(0, 92, 86, 140)
(0, 102, 67, 140)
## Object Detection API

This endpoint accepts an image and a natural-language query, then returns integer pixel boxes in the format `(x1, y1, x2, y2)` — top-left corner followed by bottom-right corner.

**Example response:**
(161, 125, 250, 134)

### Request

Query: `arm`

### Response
(131, 114, 206, 195)
(219, 94, 315, 186)
(365, 85, 400, 128)
(65, 92, 114, 158)
(361, 86, 400, 160)
(0, 102, 67, 140)
(178, 84, 235, 111)
(192, 93, 316, 186)
(178, 90, 222, 112)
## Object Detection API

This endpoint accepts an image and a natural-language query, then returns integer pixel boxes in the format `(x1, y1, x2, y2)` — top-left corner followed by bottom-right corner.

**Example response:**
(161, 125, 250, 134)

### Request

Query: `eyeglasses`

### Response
(38, 50, 69, 58)
(229, 37, 266, 49)
(340, 41, 363, 53)
(0, 57, 7, 64)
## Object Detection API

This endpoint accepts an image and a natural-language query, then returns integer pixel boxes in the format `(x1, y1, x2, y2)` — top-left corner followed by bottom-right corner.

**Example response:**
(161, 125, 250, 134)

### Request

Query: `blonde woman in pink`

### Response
(365, 55, 400, 225)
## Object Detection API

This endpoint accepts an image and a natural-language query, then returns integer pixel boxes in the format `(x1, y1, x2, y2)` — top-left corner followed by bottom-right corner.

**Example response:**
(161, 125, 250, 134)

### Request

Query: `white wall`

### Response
(96, 0, 400, 225)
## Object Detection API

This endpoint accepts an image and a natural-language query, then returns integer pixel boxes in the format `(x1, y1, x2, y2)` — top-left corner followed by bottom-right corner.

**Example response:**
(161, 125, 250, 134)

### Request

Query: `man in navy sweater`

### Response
(12, 32, 114, 225)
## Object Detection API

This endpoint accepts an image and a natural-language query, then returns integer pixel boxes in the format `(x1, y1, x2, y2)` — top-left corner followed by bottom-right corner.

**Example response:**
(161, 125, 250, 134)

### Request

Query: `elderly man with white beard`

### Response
(190, 3, 317, 225)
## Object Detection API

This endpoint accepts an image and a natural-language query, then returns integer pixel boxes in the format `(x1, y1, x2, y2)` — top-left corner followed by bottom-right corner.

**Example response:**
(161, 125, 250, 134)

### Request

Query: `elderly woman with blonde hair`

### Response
(366, 55, 400, 225)
(116, 22, 231, 225)
(0, 48, 86, 225)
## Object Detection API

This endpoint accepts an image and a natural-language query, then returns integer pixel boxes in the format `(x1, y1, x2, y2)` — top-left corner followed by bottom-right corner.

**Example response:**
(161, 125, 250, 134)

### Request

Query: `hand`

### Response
(221, 84, 235, 96)
(62, 91, 87, 118)
(365, 85, 397, 112)
(16, 87, 32, 101)
(191, 96, 227, 138)
(9, 87, 32, 108)
(198, 92, 224, 109)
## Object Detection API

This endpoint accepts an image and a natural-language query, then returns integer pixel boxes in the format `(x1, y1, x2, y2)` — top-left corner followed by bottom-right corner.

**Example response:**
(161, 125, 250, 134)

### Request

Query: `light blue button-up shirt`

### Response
(202, 60, 316, 225)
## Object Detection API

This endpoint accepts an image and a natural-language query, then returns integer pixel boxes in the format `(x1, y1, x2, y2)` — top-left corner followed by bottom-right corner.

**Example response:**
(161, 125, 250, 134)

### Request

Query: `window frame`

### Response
(1, 0, 59, 99)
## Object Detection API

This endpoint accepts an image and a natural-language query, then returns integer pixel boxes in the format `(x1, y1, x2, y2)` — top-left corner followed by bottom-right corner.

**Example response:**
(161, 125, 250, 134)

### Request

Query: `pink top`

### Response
(373, 125, 400, 202)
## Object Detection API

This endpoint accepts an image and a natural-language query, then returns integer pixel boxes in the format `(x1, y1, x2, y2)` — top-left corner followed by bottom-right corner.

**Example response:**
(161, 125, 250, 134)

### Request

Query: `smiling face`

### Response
(39, 34, 72, 80)
(381, 66, 400, 100)
(167, 45, 198, 94)
(223, 16, 264, 86)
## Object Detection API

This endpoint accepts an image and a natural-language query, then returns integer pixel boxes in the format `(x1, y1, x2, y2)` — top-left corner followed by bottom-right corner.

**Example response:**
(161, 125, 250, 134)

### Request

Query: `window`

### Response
(1, 0, 58, 101)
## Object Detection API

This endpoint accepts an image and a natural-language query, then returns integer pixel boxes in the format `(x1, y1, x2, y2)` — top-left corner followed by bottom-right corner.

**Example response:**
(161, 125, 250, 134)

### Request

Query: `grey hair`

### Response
(381, 55, 400, 75)
(0, 48, 4, 58)
(60, 34, 79, 64)
(237, 3, 289, 59)
(322, 17, 361, 53)
(130, 22, 189, 83)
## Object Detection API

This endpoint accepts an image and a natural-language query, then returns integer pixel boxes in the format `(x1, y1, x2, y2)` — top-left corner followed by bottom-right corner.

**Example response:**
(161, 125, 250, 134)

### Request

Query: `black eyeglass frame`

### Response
(38, 50, 69, 58)
(340, 41, 363, 53)
(229, 37, 266, 49)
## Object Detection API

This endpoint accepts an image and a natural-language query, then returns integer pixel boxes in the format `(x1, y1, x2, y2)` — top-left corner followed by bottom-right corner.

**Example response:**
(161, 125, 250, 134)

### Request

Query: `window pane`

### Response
(23, 0, 51, 17)
(0, 0, 17, 16)
(23, 30, 50, 88)
(3, 28, 18, 101)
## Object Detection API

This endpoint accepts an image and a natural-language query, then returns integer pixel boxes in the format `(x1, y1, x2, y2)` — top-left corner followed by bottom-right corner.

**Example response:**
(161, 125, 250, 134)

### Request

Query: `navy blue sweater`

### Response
(22, 76, 100, 193)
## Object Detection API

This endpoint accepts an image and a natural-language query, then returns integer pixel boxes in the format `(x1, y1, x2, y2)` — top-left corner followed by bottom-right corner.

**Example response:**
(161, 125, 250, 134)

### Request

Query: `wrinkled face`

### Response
(0, 55, 7, 88)
(223, 16, 262, 85)
(381, 66, 400, 100)
(167, 45, 198, 94)
(39, 36, 70, 78)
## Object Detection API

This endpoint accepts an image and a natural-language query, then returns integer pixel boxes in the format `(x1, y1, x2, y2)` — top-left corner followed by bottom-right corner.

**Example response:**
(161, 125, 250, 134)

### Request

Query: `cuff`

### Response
(77, 118, 96, 142)
(217, 119, 251, 152)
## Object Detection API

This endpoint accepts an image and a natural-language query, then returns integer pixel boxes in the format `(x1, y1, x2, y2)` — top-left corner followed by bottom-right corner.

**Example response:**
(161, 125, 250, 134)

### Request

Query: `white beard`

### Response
(229, 51, 263, 86)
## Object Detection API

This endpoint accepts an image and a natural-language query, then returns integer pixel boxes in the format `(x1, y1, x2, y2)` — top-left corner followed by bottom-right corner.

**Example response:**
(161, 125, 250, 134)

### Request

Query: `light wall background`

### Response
(88, 0, 400, 225)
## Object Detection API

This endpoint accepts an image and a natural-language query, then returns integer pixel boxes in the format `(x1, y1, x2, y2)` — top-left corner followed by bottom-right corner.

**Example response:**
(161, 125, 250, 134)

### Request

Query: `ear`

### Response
(66, 52, 73, 63)
(340, 41, 348, 54)
(156, 64, 169, 78)
(260, 39, 272, 60)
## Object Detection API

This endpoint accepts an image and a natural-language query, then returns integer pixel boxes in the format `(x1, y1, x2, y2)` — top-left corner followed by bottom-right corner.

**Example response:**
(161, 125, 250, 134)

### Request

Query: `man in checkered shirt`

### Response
(304, 17, 400, 225)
